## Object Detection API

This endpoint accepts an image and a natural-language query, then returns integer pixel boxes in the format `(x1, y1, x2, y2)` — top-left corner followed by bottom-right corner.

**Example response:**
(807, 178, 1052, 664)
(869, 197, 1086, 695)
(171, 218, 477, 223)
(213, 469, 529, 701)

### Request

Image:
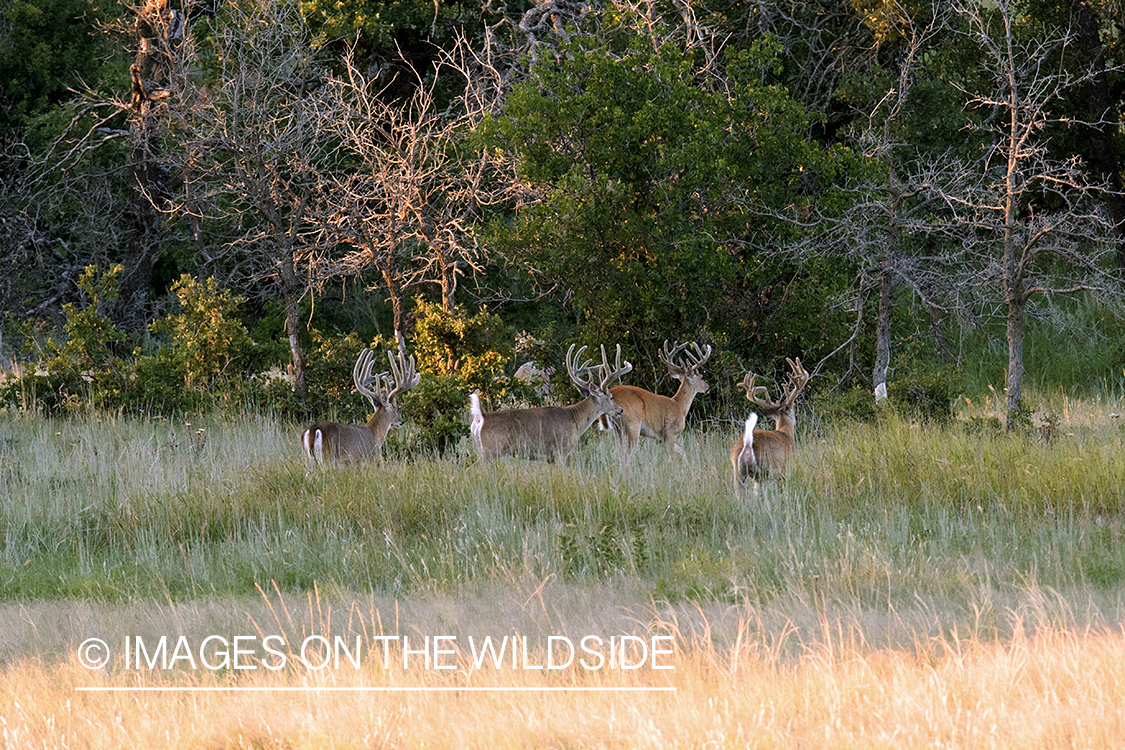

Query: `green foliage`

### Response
(488, 27, 849, 364)
(0, 266, 129, 413)
(403, 300, 542, 451)
(888, 365, 962, 423)
(0, 0, 124, 130)
(255, 330, 374, 423)
(411, 300, 511, 388)
(124, 348, 201, 415)
(49, 265, 127, 376)
(398, 374, 469, 453)
(150, 275, 254, 394)
(298, 0, 484, 76)
(811, 386, 881, 426)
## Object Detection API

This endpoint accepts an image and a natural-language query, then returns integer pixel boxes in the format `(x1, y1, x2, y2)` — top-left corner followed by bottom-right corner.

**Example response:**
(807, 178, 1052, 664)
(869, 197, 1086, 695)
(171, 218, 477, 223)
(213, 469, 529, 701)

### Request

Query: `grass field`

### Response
(3, 393, 1125, 747)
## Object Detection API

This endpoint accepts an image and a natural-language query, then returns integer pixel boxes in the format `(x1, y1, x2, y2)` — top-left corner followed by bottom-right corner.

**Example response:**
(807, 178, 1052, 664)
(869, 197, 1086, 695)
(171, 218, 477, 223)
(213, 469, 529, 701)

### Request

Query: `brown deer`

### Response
(301, 348, 420, 464)
(470, 344, 632, 463)
(602, 340, 712, 457)
(731, 357, 809, 487)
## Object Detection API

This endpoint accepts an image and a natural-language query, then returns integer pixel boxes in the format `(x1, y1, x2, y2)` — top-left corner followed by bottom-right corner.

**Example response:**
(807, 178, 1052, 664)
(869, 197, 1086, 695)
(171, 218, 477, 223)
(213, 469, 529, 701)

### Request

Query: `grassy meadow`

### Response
(3, 389, 1125, 747)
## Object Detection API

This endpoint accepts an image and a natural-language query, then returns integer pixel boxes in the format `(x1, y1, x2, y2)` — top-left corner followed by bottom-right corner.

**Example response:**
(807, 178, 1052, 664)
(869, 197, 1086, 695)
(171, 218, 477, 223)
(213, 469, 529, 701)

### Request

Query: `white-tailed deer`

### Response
(602, 340, 712, 456)
(470, 344, 632, 462)
(731, 357, 809, 487)
(301, 348, 420, 463)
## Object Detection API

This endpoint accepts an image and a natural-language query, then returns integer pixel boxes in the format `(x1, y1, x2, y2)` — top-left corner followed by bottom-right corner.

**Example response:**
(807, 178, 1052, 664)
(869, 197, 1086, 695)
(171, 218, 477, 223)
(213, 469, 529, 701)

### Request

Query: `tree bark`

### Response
(118, 0, 182, 329)
(1005, 292, 1025, 419)
(872, 268, 895, 403)
(280, 257, 307, 398)
(379, 264, 407, 353)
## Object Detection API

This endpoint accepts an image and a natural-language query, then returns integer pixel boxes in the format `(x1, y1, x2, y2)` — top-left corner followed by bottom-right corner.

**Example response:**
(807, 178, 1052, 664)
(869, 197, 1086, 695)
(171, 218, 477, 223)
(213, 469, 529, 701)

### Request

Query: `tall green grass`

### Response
(2, 403, 1125, 609)
(956, 296, 1125, 395)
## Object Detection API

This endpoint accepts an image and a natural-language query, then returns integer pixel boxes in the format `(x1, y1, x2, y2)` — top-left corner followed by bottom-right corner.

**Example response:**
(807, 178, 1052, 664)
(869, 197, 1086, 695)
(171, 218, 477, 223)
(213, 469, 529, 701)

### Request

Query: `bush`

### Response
(0, 265, 129, 413)
(888, 364, 962, 424)
(398, 374, 470, 453)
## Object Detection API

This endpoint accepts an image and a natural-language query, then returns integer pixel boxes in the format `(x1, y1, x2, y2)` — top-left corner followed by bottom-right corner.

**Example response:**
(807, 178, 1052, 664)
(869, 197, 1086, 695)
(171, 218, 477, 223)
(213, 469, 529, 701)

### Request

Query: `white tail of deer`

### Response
(602, 340, 711, 456)
(731, 357, 809, 487)
(470, 344, 632, 462)
(301, 348, 420, 464)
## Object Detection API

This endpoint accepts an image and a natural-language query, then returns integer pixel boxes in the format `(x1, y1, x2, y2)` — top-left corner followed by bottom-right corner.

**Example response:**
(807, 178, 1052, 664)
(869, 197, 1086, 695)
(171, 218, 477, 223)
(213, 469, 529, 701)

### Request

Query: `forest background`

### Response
(4, 0, 1125, 431)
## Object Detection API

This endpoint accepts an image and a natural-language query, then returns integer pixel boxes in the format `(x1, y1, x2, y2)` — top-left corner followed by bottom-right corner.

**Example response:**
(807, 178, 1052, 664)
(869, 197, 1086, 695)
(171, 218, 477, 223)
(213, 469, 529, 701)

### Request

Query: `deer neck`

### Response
(365, 407, 394, 441)
(771, 408, 796, 439)
(566, 396, 608, 431)
(672, 380, 701, 413)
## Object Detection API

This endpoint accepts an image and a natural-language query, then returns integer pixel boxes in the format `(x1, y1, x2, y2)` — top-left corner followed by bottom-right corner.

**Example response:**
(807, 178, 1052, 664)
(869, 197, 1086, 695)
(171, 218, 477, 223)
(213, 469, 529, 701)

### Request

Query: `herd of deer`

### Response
(300, 341, 810, 489)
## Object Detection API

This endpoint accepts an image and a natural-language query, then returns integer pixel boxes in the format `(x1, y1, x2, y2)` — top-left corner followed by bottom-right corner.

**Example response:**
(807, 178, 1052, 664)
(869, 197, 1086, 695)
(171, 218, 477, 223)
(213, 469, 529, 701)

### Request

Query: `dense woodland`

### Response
(3, 0, 1125, 433)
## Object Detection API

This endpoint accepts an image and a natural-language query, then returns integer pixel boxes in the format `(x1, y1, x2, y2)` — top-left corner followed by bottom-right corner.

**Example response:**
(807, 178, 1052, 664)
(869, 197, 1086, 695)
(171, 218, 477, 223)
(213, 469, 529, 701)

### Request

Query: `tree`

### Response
(784, 1, 955, 400)
(940, 0, 1124, 418)
(117, 0, 186, 330)
(490, 7, 835, 364)
(314, 53, 508, 342)
(166, 0, 337, 398)
(1065, 0, 1125, 268)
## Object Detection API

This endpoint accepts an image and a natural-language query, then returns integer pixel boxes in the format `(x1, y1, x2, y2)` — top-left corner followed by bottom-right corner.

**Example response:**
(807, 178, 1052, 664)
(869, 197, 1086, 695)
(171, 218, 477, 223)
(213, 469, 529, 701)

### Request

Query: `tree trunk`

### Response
(380, 265, 407, 353)
(438, 246, 457, 312)
(441, 263, 457, 313)
(1005, 292, 1025, 419)
(872, 268, 895, 403)
(280, 259, 307, 398)
(1069, 0, 1125, 268)
(118, 0, 182, 329)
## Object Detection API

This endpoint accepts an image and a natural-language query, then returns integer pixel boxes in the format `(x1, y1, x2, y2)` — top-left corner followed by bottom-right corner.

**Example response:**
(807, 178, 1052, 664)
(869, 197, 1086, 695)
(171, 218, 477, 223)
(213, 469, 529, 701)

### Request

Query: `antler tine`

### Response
(660, 340, 690, 363)
(353, 348, 391, 406)
(781, 357, 810, 407)
(597, 343, 632, 391)
(737, 372, 756, 398)
(739, 369, 782, 411)
(565, 344, 594, 392)
(385, 349, 420, 402)
(659, 340, 691, 375)
(684, 342, 712, 370)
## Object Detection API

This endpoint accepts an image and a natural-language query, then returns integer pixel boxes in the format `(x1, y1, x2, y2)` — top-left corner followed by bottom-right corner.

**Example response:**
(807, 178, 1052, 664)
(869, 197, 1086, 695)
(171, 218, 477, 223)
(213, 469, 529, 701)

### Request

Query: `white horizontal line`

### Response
(76, 686, 675, 693)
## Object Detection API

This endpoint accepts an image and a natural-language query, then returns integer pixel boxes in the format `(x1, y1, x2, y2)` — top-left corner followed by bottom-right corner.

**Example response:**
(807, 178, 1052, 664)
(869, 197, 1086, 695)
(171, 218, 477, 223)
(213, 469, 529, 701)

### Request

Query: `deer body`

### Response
(471, 395, 619, 462)
(470, 344, 631, 463)
(302, 414, 395, 462)
(731, 358, 808, 487)
(301, 348, 419, 465)
(606, 341, 711, 456)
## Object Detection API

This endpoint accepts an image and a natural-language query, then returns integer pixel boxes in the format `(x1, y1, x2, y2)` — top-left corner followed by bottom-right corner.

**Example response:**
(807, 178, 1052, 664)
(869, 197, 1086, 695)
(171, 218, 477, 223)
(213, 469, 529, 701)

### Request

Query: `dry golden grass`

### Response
(3, 581, 1125, 749)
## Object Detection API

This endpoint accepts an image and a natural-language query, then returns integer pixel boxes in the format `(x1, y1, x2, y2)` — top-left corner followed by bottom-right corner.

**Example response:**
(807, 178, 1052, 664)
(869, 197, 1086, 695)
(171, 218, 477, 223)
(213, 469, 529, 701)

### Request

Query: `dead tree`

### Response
(165, 0, 334, 397)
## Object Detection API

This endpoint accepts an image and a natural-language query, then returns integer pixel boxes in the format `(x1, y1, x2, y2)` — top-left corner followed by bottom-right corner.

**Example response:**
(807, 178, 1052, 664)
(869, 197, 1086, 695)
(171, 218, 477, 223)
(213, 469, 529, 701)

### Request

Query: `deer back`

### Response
(301, 421, 381, 462)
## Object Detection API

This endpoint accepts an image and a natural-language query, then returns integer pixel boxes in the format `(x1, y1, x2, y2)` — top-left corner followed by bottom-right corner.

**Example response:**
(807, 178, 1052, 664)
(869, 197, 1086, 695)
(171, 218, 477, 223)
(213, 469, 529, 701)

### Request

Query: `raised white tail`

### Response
(301, 427, 325, 462)
(469, 391, 484, 454)
(737, 412, 758, 469)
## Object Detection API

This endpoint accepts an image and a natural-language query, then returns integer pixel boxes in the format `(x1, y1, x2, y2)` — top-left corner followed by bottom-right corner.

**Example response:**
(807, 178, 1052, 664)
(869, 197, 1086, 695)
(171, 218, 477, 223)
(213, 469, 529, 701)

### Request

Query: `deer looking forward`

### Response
(301, 348, 420, 464)
(731, 357, 809, 487)
(602, 340, 711, 456)
(470, 344, 632, 463)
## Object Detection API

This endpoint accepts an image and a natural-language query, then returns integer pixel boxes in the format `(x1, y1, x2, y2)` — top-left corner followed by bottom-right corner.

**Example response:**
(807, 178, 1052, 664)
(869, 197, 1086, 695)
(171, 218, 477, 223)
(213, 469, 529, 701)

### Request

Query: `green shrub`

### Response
(0, 265, 129, 413)
(888, 365, 962, 423)
(398, 374, 470, 453)
(810, 385, 881, 426)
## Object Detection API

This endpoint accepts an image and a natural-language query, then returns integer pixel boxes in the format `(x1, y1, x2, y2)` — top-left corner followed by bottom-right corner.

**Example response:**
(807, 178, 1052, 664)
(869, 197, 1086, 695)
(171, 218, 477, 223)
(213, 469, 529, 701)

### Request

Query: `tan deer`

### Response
(731, 357, 809, 487)
(470, 344, 632, 463)
(301, 348, 420, 463)
(602, 340, 712, 456)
